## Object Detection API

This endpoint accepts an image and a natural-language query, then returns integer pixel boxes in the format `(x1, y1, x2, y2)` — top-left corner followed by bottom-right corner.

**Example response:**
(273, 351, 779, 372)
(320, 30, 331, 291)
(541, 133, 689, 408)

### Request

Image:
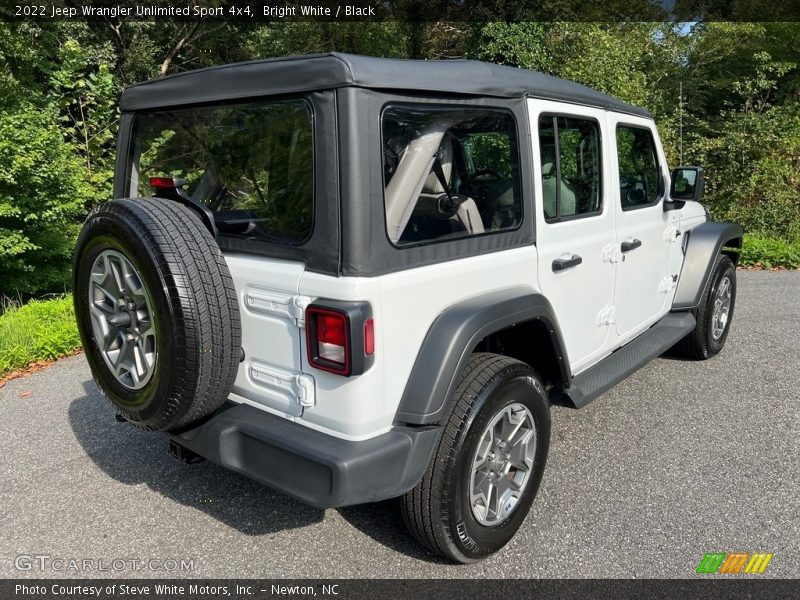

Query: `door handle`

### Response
(552, 254, 583, 272)
(621, 238, 642, 253)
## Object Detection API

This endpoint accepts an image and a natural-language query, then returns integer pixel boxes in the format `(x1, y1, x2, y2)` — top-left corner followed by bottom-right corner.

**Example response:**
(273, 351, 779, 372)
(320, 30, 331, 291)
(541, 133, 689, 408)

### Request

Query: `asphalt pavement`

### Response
(1, 270, 798, 578)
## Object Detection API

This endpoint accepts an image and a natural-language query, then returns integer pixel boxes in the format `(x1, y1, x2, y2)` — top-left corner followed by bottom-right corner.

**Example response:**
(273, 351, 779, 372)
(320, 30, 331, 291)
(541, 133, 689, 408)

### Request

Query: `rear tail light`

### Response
(306, 306, 351, 375)
(316, 311, 348, 365)
(149, 176, 185, 190)
(306, 302, 374, 377)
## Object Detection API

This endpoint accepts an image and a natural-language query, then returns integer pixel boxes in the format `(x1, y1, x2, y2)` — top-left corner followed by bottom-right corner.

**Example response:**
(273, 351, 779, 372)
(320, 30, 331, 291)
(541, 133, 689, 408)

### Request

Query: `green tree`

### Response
(0, 100, 90, 298)
(49, 38, 117, 204)
(687, 102, 800, 240)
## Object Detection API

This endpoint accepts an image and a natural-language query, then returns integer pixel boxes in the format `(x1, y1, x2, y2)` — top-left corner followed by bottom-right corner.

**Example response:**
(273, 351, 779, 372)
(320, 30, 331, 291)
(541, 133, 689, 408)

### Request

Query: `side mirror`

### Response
(665, 166, 704, 211)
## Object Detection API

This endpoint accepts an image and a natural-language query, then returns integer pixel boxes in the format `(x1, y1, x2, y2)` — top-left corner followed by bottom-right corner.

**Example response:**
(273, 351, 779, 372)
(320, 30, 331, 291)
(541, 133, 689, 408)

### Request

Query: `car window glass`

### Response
(616, 125, 661, 210)
(538, 116, 601, 221)
(382, 106, 522, 246)
(131, 99, 313, 244)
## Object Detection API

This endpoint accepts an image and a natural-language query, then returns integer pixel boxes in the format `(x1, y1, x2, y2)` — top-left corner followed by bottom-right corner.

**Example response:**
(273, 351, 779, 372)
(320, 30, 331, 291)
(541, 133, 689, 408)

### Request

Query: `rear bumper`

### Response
(168, 403, 440, 508)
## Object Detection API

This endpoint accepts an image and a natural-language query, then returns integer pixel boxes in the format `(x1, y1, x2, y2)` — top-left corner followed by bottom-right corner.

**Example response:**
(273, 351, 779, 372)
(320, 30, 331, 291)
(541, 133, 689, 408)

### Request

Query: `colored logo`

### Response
(696, 552, 773, 574)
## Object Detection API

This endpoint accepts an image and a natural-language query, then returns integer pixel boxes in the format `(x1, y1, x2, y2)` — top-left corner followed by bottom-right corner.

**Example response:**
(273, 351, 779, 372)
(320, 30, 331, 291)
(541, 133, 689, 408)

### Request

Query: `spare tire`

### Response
(73, 198, 241, 431)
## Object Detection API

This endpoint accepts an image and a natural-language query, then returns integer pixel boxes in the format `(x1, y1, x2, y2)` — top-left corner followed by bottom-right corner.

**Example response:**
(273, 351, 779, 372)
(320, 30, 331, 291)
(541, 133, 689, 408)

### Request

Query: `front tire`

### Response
(674, 254, 737, 360)
(401, 353, 550, 563)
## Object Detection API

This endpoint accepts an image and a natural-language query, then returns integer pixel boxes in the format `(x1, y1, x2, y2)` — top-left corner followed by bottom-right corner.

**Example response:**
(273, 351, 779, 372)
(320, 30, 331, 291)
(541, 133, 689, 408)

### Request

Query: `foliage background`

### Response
(0, 295, 80, 375)
(1, 21, 798, 301)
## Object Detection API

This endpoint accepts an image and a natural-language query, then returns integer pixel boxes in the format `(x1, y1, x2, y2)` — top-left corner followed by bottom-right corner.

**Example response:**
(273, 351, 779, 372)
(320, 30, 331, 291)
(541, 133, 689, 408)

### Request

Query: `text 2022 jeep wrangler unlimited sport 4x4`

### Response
(74, 53, 742, 563)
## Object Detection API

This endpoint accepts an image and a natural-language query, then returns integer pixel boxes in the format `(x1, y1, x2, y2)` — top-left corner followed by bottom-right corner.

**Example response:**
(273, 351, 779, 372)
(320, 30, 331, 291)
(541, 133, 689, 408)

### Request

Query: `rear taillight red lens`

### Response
(149, 177, 178, 189)
(306, 307, 351, 375)
(316, 313, 347, 364)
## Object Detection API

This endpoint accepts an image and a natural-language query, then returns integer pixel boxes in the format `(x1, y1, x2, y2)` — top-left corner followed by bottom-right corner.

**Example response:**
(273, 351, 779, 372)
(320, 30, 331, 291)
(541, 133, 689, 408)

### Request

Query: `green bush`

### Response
(0, 295, 81, 377)
(0, 34, 116, 300)
(739, 235, 800, 269)
(0, 100, 89, 298)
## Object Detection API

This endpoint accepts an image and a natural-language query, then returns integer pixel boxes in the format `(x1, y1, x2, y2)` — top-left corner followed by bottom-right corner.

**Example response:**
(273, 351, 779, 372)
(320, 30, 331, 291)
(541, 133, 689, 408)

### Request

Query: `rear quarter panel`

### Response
(297, 246, 540, 439)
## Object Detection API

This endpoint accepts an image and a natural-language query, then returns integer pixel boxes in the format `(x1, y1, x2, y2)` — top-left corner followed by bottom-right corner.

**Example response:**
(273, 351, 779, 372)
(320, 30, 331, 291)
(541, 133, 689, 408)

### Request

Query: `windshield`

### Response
(128, 98, 313, 244)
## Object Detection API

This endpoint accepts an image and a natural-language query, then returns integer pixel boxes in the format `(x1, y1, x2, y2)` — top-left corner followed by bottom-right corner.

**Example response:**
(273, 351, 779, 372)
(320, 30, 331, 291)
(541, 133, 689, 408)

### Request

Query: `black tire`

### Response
(401, 353, 550, 563)
(73, 198, 241, 431)
(674, 254, 737, 360)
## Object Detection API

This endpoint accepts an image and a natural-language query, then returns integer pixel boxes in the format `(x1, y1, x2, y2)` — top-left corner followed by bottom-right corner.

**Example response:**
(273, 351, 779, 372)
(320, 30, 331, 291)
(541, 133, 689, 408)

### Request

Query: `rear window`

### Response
(128, 98, 313, 244)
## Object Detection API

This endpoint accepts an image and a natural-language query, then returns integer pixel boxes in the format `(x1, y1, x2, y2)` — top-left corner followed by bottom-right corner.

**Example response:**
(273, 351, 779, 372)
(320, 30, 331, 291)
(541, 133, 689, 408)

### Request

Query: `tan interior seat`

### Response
(419, 139, 484, 236)
(385, 127, 483, 243)
(541, 160, 577, 219)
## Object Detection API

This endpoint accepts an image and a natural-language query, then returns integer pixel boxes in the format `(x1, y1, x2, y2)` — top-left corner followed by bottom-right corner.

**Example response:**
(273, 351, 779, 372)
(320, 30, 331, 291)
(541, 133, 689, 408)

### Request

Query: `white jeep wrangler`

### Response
(73, 53, 742, 563)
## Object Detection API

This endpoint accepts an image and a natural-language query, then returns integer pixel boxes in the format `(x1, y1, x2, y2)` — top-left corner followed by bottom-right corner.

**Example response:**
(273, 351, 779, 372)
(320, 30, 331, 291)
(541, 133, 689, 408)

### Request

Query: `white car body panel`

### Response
(679, 200, 708, 231)
(527, 99, 617, 375)
(226, 254, 306, 417)
(371, 246, 540, 430)
(606, 112, 673, 345)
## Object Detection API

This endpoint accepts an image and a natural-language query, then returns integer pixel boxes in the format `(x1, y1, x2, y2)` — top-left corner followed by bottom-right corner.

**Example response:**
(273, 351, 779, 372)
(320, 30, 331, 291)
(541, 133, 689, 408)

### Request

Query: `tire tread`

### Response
(75, 198, 241, 431)
(674, 254, 736, 360)
(401, 353, 539, 562)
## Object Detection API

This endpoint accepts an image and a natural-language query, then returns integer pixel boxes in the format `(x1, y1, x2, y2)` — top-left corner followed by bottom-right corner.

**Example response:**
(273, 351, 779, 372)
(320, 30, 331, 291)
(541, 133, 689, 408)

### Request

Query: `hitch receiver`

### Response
(168, 440, 206, 464)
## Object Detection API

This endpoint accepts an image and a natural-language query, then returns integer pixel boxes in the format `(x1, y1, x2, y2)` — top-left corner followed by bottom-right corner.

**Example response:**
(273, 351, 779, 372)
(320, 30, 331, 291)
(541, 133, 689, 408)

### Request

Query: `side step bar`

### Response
(551, 311, 696, 409)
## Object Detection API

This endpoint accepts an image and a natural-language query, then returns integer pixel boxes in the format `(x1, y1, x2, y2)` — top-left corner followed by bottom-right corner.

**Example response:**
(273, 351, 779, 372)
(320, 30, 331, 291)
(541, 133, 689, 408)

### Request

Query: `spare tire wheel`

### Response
(73, 198, 241, 431)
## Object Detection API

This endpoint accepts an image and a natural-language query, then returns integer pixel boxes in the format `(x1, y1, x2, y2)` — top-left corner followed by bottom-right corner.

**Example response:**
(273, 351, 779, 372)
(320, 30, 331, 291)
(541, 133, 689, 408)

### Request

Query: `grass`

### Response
(739, 234, 800, 269)
(0, 295, 81, 378)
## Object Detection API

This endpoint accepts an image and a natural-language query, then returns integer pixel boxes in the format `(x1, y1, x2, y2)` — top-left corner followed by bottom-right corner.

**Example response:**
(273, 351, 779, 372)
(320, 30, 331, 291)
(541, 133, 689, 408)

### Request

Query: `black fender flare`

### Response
(394, 287, 570, 425)
(672, 221, 743, 311)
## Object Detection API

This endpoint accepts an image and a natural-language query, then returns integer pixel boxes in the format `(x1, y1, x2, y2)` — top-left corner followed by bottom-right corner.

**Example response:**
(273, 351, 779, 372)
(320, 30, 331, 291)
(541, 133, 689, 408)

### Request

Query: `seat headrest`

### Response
(541, 144, 556, 177)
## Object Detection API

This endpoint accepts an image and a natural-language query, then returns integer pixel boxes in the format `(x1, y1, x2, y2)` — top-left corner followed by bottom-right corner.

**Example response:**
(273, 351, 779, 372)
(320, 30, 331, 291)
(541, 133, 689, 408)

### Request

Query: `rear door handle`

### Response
(621, 238, 642, 253)
(552, 254, 583, 272)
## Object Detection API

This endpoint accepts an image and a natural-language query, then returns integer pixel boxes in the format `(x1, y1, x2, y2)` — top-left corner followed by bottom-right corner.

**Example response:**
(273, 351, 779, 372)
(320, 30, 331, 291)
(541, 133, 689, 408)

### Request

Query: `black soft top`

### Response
(120, 52, 650, 118)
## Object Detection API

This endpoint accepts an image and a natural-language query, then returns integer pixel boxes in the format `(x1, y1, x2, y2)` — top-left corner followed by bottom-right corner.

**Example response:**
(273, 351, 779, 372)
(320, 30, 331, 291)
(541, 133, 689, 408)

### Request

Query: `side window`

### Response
(538, 115, 602, 221)
(616, 125, 662, 210)
(382, 106, 522, 246)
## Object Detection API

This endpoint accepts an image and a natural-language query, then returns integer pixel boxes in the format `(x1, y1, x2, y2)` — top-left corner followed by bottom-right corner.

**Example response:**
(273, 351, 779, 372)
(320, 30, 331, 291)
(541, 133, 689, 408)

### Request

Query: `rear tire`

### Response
(73, 198, 241, 431)
(674, 254, 736, 360)
(401, 353, 550, 563)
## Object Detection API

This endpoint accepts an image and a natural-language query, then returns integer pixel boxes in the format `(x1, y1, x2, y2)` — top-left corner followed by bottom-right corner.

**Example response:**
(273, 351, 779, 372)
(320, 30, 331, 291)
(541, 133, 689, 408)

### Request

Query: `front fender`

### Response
(672, 221, 743, 311)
